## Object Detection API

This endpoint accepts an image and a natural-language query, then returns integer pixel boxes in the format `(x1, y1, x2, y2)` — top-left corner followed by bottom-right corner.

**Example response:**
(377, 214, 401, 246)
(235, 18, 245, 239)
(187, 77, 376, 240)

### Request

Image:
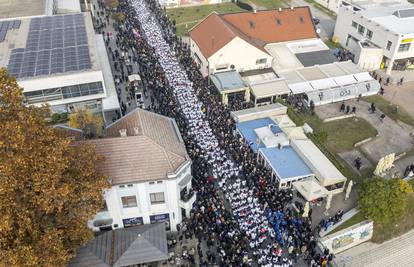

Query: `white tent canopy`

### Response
(289, 82, 314, 94)
(293, 179, 329, 201)
(333, 75, 358, 86)
(250, 80, 291, 98)
(310, 78, 338, 90)
(129, 74, 142, 82)
(353, 72, 373, 82)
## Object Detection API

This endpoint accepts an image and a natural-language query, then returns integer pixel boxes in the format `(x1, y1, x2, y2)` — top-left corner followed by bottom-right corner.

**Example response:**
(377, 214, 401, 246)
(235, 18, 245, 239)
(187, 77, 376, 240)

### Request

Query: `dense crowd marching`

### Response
(95, 0, 335, 265)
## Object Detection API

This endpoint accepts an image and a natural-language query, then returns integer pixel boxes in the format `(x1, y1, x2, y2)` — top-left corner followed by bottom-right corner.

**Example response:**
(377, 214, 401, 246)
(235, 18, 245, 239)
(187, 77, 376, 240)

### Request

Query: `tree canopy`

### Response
(68, 108, 104, 139)
(0, 69, 110, 266)
(358, 176, 413, 226)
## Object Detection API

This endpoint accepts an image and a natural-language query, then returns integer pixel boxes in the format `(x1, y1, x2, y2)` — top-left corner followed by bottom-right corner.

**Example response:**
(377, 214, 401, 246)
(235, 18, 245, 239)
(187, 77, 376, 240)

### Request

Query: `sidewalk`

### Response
(335, 229, 414, 267)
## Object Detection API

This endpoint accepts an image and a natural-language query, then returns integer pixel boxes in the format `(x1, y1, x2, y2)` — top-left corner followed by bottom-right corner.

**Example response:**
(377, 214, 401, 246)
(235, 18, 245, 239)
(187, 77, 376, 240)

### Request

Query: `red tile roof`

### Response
(189, 7, 317, 58)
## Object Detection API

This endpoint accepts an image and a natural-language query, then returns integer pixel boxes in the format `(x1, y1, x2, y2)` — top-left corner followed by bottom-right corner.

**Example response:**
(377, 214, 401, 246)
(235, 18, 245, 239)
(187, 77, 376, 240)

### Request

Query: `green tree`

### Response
(358, 176, 413, 226)
(0, 68, 110, 267)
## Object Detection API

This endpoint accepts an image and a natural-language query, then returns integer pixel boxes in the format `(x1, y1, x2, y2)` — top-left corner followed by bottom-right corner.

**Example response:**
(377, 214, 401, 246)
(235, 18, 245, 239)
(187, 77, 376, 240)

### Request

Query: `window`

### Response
(127, 184, 133, 188)
(150, 192, 165, 204)
(398, 43, 411, 52)
(121, 196, 137, 208)
(366, 29, 373, 40)
(386, 41, 392, 51)
(149, 181, 155, 185)
(299, 16, 304, 23)
(352, 21, 358, 29)
(357, 25, 365, 35)
(157, 181, 163, 184)
(256, 58, 267, 65)
(119, 185, 125, 188)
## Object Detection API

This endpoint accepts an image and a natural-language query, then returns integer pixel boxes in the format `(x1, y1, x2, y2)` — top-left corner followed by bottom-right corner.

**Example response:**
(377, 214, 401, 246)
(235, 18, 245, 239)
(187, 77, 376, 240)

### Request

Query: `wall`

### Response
(208, 37, 272, 74)
(319, 220, 373, 254)
(103, 163, 193, 232)
(355, 45, 383, 71)
(190, 37, 210, 77)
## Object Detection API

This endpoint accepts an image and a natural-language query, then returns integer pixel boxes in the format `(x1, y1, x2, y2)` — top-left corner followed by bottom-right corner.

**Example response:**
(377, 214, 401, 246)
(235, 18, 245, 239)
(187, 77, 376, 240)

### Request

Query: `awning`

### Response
(293, 179, 329, 201)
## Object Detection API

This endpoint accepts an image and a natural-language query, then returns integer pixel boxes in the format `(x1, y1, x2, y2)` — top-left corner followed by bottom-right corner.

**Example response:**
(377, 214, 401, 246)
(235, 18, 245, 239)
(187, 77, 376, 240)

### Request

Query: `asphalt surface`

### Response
(290, 0, 336, 40)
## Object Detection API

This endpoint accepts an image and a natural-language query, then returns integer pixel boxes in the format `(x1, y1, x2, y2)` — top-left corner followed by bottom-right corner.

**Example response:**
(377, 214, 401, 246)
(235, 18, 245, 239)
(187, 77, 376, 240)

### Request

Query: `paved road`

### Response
(335, 229, 414, 267)
(290, 0, 335, 40)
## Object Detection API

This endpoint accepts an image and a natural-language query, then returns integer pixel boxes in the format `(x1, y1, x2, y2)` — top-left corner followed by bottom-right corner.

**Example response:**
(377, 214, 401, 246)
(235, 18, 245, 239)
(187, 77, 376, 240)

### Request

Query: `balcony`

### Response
(179, 189, 196, 210)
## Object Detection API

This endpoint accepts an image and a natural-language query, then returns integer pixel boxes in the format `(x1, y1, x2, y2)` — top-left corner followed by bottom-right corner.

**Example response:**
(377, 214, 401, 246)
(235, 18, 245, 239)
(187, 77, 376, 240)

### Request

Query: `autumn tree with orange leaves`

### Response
(0, 68, 110, 266)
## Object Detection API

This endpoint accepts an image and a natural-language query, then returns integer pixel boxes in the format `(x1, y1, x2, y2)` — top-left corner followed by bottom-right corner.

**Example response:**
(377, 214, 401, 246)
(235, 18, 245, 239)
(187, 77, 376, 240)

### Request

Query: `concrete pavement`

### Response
(335, 229, 414, 267)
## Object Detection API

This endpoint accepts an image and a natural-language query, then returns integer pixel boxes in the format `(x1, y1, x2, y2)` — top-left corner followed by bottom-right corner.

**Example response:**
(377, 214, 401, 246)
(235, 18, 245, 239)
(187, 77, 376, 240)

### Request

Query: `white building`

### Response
(87, 109, 195, 232)
(189, 7, 318, 77)
(334, 4, 414, 74)
(0, 12, 120, 122)
(312, 0, 408, 14)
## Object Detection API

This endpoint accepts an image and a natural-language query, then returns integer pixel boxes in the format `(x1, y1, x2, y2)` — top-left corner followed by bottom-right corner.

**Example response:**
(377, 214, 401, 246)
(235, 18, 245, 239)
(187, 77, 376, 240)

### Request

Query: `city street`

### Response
(290, 0, 335, 40)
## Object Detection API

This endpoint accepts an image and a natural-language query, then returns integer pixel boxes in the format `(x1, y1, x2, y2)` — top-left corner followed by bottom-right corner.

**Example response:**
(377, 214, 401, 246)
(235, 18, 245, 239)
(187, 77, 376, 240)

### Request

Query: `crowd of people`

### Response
(96, 0, 336, 265)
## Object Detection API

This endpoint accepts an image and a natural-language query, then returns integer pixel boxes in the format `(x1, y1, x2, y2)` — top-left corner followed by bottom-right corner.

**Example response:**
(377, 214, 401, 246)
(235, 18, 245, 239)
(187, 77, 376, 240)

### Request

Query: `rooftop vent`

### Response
(249, 20, 255, 28)
(278, 7, 282, 12)
(119, 129, 127, 137)
(133, 127, 140, 135)
(299, 16, 304, 23)
(276, 18, 282, 25)
(290, 6, 294, 10)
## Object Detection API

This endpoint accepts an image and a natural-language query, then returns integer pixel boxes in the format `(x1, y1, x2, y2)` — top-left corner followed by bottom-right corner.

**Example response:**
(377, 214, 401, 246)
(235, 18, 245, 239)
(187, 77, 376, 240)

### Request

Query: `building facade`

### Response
(189, 8, 317, 77)
(334, 4, 414, 74)
(87, 109, 195, 232)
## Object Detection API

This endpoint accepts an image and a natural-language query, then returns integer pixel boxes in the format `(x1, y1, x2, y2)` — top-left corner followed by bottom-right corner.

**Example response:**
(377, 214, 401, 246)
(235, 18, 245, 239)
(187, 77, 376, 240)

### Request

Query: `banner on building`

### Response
(318, 220, 373, 254)
(122, 217, 144, 228)
(150, 213, 171, 231)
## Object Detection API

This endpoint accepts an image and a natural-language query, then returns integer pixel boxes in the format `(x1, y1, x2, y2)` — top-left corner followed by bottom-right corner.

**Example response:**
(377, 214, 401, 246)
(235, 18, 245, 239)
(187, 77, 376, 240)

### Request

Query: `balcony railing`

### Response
(180, 189, 195, 202)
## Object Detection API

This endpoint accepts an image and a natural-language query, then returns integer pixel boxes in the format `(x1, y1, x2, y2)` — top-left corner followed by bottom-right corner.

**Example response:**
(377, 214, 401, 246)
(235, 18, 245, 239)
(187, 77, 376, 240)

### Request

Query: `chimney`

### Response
(253, 9, 257, 13)
(290, 6, 294, 10)
(119, 129, 127, 137)
(133, 127, 140, 136)
(278, 7, 282, 12)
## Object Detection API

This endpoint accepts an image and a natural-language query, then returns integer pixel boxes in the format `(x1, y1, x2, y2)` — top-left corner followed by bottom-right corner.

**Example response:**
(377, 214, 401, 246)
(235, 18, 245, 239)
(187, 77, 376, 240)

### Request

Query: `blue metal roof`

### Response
(210, 71, 246, 92)
(236, 118, 282, 152)
(259, 146, 313, 179)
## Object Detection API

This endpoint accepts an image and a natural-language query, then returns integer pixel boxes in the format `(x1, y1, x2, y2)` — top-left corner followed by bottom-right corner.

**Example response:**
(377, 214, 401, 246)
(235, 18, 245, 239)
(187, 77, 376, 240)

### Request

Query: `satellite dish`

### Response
(316, 28, 321, 34)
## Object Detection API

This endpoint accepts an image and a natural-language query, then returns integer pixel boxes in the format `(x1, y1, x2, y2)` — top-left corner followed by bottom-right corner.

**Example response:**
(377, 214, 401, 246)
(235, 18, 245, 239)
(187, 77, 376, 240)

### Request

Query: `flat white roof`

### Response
(57, 0, 81, 13)
(255, 126, 290, 148)
(291, 139, 347, 186)
(347, 3, 414, 34)
(0, 0, 50, 20)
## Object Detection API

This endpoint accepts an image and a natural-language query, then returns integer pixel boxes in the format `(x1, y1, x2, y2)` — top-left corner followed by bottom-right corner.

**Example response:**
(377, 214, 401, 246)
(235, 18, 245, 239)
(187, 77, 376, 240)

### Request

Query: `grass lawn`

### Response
(321, 118, 378, 154)
(329, 212, 367, 235)
(372, 193, 414, 243)
(249, 0, 287, 9)
(363, 95, 414, 127)
(167, 3, 244, 35)
(303, 0, 336, 18)
(286, 106, 373, 181)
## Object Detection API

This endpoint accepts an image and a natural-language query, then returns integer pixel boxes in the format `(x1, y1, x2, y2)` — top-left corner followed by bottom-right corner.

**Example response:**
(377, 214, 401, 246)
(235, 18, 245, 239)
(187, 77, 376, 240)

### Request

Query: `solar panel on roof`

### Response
(8, 14, 92, 79)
